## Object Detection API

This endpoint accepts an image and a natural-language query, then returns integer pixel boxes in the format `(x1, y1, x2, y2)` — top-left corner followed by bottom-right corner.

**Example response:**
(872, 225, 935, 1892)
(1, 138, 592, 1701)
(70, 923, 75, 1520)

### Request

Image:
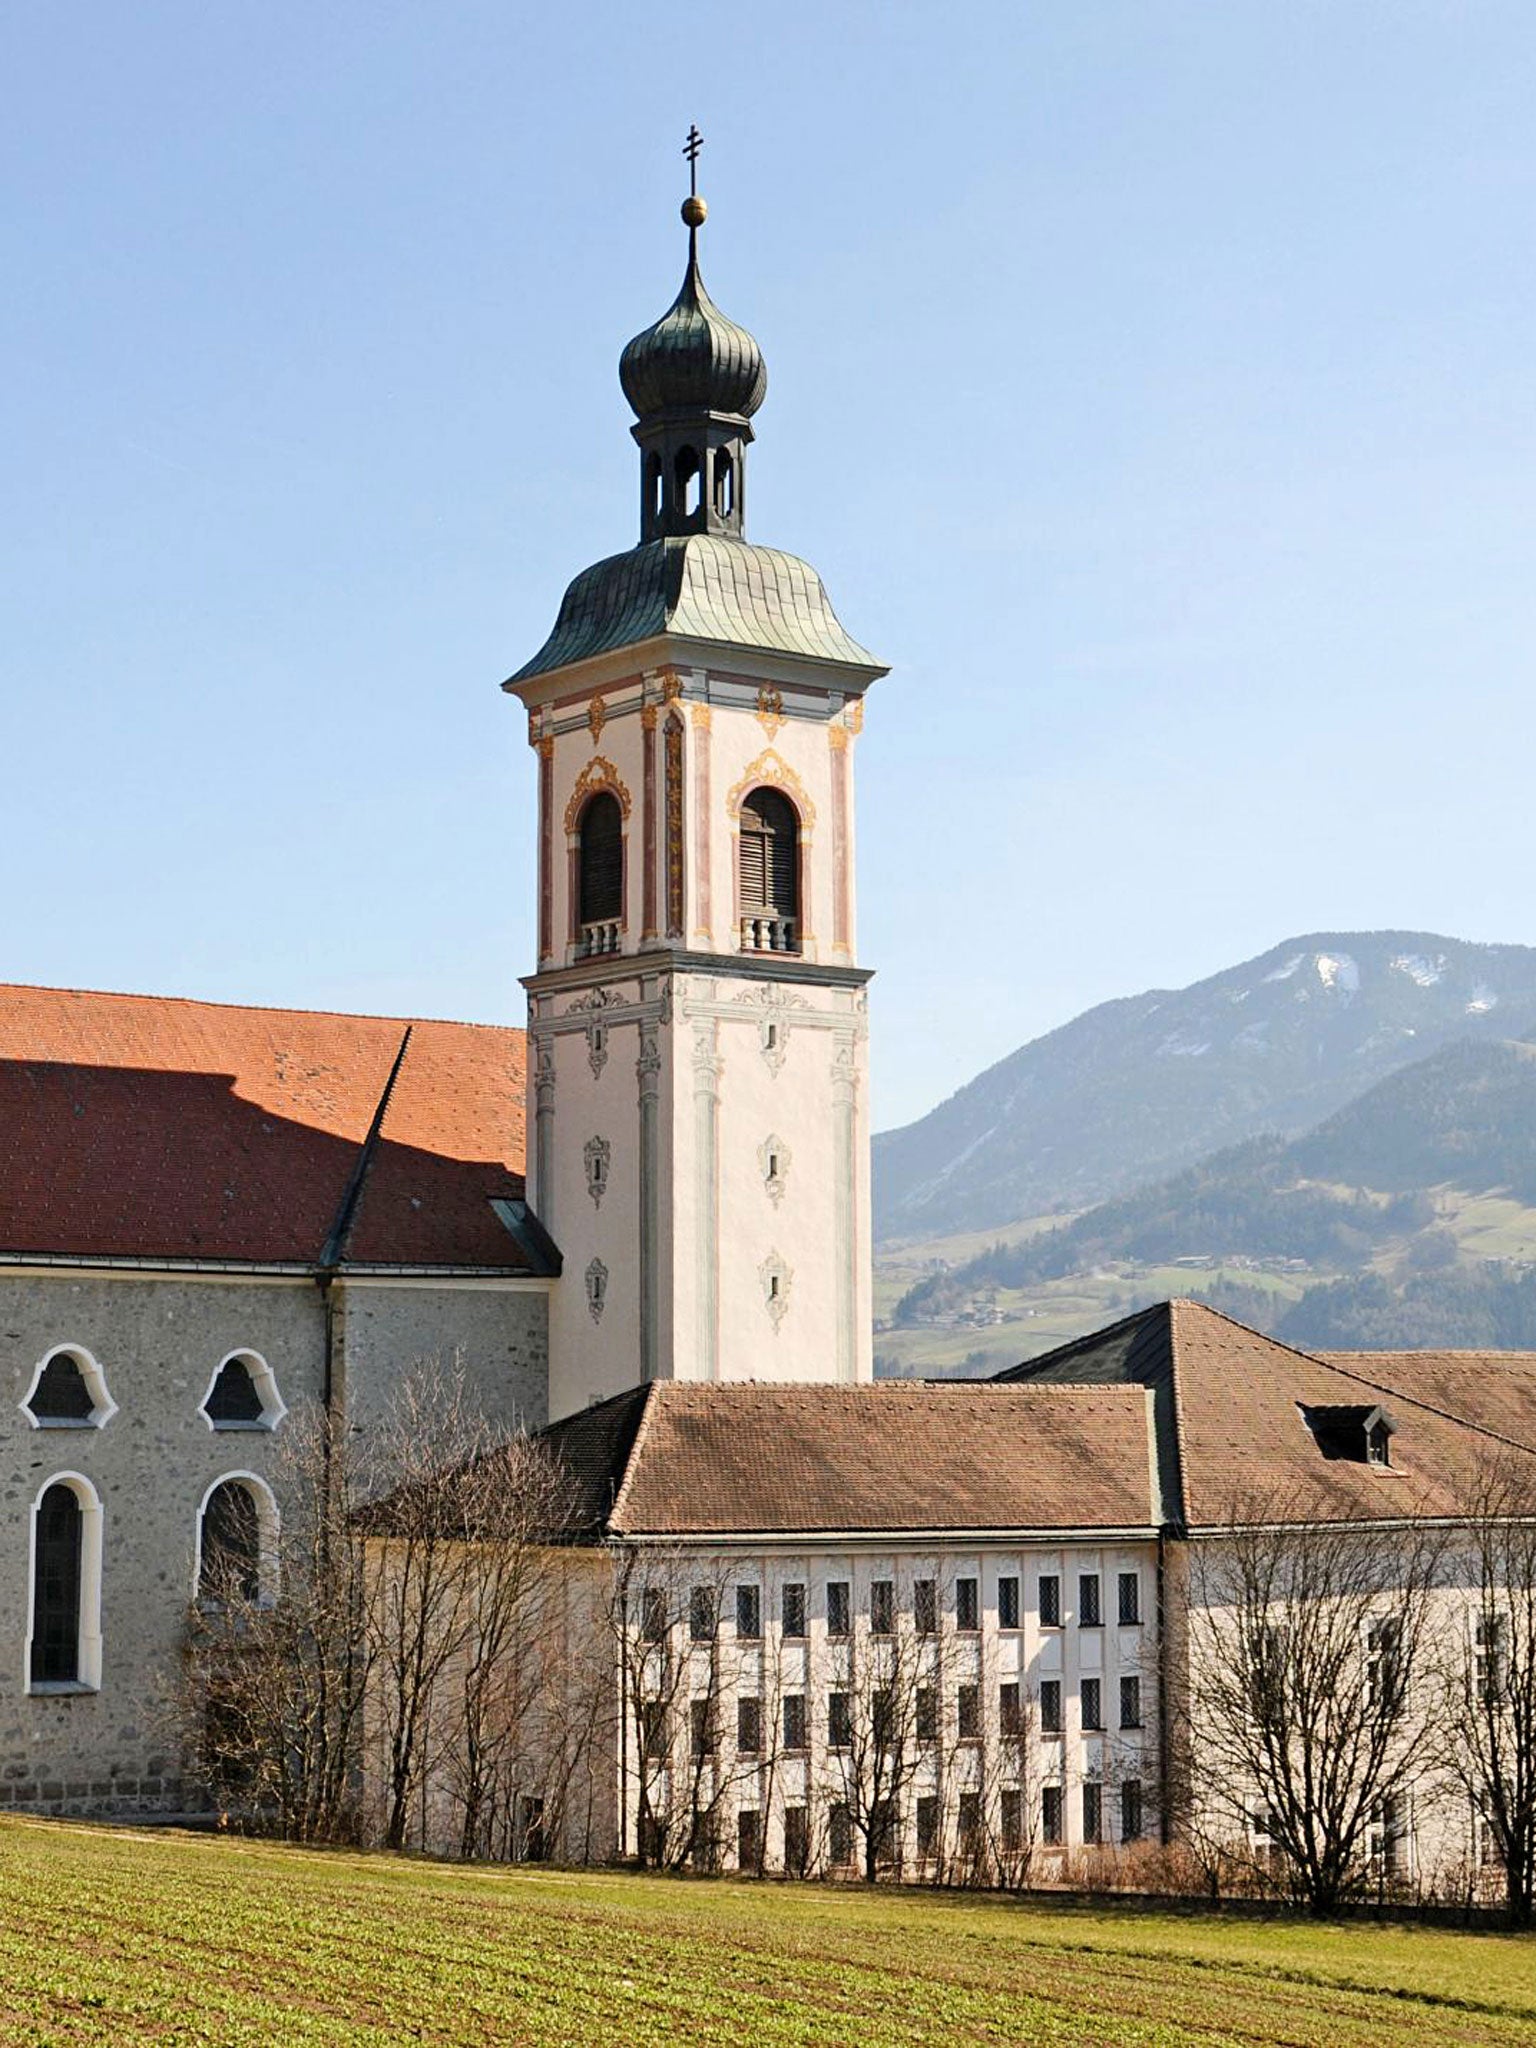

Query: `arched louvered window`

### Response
(578, 792, 623, 934)
(31, 1484, 84, 1684)
(739, 787, 800, 953)
(199, 1480, 262, 1604)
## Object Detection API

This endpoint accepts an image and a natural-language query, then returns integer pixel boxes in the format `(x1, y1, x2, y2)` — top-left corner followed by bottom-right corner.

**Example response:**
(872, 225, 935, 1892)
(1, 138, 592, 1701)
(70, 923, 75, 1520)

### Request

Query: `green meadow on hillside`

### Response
(2, 1820, 1535, 2045)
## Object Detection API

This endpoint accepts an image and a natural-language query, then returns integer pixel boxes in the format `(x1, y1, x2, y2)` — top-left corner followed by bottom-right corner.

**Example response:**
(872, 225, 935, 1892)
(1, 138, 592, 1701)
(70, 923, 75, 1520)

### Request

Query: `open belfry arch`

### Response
(505, 137, 887, 1418)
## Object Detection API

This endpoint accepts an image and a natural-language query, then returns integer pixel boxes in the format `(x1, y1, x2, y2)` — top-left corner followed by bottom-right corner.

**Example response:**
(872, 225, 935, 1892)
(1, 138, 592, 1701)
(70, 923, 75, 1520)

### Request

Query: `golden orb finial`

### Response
(681, 194, 707, 229)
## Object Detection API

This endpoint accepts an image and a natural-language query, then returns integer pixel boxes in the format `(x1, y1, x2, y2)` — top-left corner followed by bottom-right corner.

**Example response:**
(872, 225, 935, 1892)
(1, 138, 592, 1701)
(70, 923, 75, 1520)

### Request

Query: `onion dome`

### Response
(619, 206, 767, 423)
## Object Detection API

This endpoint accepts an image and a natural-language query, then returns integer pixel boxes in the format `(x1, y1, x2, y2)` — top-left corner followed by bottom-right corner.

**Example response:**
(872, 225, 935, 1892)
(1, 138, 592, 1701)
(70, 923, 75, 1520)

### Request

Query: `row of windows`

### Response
(716, 1781, 1147, 1873)
(19, 1348, 285, 1433)
(647, 1676, 1146, 1759)
(652, 1571, 1144, 1645)
(26, 1473, 277, 1692)
(576, 784, 802, 953)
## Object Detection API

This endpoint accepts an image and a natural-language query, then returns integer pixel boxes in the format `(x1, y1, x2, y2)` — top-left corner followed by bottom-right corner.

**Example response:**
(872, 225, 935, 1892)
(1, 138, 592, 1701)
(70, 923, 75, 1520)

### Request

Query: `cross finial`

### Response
(684, 124, 703, 197)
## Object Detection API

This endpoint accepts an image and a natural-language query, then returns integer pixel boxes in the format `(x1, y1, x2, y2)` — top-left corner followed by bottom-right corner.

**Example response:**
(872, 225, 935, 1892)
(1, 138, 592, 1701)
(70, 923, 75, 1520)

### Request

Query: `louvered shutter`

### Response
(579, 794, 623, 923)
(739, 789, 797, 918)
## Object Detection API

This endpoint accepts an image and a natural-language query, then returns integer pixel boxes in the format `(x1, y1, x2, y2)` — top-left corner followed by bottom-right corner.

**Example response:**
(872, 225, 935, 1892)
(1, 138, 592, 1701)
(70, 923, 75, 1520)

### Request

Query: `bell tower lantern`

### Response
(504, 139, 888, 1420)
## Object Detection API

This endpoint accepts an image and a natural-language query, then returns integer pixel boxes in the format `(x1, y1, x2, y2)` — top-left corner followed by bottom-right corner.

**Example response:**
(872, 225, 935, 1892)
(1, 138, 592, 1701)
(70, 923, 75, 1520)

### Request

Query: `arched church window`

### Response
(28, 1475, 103, 1690)
(578, 792, 623, 950)
(200, 1351, 286, 1432)
(198, 1478, 271, 1605)
(21, 1345, 117, 1429)
(675, 445, 702, 519)
(738, 788, 799, 953)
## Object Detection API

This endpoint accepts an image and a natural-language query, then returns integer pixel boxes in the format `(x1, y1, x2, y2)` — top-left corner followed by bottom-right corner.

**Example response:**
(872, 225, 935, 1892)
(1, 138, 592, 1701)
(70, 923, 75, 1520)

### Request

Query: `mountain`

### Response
(887, 1033, 1536, 1357)
(874, 932, 1536, 1242)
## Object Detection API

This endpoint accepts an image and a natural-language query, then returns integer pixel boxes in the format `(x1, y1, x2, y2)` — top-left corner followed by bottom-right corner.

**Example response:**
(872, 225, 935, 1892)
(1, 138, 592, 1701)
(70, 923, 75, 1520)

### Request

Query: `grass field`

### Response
(2, 1821, 1535, 2045)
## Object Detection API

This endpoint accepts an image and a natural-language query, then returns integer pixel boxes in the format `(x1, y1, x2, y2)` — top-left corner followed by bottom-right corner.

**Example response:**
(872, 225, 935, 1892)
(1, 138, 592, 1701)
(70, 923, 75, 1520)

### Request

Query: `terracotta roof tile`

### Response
(540, 1381, 1155, 1538)
(0, 983, 529, 1269)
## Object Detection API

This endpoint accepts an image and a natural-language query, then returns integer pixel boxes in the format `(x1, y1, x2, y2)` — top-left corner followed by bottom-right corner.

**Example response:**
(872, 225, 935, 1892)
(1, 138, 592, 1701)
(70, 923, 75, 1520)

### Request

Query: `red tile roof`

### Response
(541, 1380, 1156, 1538)
(0, 984, 530, 1270)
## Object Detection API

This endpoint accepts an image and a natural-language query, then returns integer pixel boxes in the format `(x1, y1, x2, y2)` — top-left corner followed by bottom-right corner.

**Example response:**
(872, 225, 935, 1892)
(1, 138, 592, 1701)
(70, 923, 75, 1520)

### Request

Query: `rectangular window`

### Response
(917, 1794, 940, 1859)
(1081, 1677, 1102, 1731)
(1001, 1788, 1023, 1853)
(956, 1577, 980, 1632)
(958, 1792, 981, 1850)
(690, 1585, 718, 1642)
(736, 1584, 761, 1640)
(737, 1695, 762, 1754)
(829, 1802, 854, 1867)
(872, 1688, 897, 1751)
(783, 1805, 809, 1875)
(998, 1575, 1020, 1630)
(1118, 1571, 1141, 1626)
(690, 1698, 715, 1756)
(1121, 1779, 1143, 1843)
(737, 1808, 761, 1872)
(1040, 1679, 1062, 1734)
(999, 1681, 1022, 1736)
(1119, 1675, 1142, 1730)
(1039, 1573, 1061, 1628)
(916, 1686, 937, 1745)
(870, 1578, 894, 1635)
(914, 1578, 937, 1635)
(782, 1581, 807, 1639)
(1079, 1573, 1102, 1627)
(827, 1581, 850, 1638)
(1083, 1782, 1102, 1845)
(640, 1586, 667, 1643)
(1042, 1785, 1063, 1846)
(783, 1693, 807, 1752)
(957, 1683, 980, 1741)
(639, 1698, 666, 1759)
(828, 1691, 852, 1749)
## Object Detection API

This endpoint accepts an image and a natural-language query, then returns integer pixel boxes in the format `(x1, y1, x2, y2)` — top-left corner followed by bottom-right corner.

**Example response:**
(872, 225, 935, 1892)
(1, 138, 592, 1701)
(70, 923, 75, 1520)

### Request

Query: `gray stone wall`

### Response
(0, 1267, 552, 1818)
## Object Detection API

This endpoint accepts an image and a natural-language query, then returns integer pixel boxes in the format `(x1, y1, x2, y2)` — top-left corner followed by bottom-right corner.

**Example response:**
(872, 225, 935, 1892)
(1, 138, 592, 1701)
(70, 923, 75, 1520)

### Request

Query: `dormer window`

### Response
(1300, 1402, 1398, 1468)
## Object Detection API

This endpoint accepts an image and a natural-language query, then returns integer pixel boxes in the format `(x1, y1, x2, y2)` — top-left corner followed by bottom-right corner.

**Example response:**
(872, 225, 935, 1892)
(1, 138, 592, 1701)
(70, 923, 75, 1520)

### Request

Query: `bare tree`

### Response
(1429, 1459, 1536, 1924)
(822, 1587, 931, 1883)
(1179, 1497, 1441, 1914)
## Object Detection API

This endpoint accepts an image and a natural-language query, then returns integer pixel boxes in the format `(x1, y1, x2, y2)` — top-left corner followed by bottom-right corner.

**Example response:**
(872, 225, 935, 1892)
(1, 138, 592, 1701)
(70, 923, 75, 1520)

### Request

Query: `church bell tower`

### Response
(505, 144, 887, 1420)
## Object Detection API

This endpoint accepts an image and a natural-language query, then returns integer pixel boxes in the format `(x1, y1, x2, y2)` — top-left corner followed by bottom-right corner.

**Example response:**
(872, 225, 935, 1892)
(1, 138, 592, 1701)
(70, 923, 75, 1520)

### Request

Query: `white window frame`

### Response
(25, 1472, 105, 1693)
(19, 1344, 117, 1431)
(193, 1471, 281, 1606)
(198, 1349, 287, 1433)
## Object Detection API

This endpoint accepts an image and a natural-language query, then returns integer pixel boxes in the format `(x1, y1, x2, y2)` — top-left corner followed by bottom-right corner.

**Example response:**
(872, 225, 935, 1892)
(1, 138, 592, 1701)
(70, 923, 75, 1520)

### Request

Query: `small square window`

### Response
(1039, 1573, 1061, 1627)
(998, 1575, 1020, 1630)
(955, 1577, 979, 1633)
(1079, 1573, 1102, 1627)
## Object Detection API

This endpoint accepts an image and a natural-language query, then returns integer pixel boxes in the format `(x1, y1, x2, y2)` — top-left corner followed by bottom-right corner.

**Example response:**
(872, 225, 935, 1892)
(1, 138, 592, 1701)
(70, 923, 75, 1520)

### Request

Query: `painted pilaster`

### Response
(692, 1013, 721, 1379)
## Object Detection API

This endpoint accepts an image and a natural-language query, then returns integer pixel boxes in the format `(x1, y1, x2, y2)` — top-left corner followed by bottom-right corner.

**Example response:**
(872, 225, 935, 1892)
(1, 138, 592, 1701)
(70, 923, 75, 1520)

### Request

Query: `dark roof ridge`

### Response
(319, 1025, 413, 1268)
(990, 1298, 1168, 1380)
(1323, 1347, 1536, 1366)
(1307, 1355, 1536, 1463)
(609, 1382, 662, 1529)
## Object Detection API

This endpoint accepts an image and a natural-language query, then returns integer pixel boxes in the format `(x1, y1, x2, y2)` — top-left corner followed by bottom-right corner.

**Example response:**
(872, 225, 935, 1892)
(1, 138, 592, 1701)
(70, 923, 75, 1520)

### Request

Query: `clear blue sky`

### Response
(4, 2, 1534, 1130)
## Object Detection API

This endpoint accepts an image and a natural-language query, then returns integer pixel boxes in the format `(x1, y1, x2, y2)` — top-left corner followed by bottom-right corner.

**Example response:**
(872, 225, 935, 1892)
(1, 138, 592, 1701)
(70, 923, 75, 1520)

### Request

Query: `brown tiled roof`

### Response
(538, 1381, 1155, 1538)
(0, 983, 531, 1270)
(1000, 1300, 1536, 1529)
(1319, 1350, 1536, 1458)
